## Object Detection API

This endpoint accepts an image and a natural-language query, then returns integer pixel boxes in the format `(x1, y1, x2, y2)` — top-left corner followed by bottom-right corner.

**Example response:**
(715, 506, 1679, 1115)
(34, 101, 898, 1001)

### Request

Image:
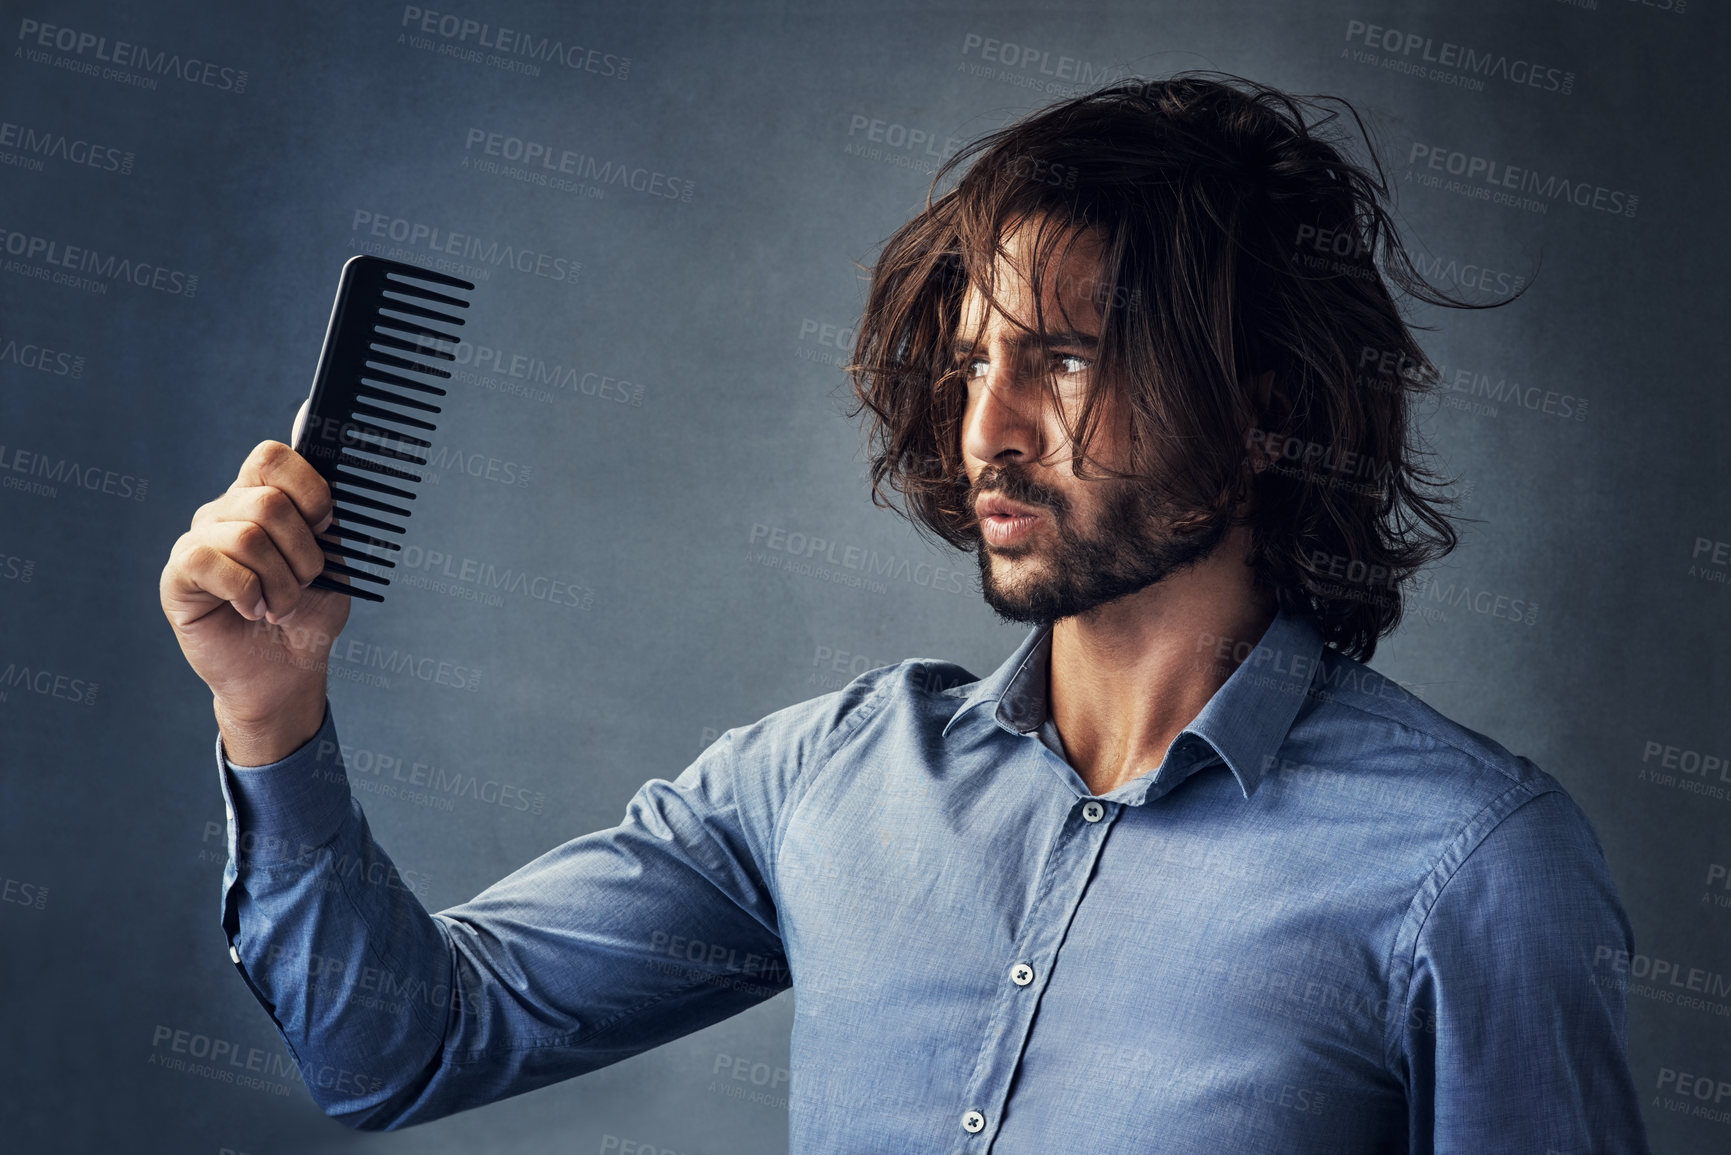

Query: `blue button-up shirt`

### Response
(216, 608, 1650, 1151)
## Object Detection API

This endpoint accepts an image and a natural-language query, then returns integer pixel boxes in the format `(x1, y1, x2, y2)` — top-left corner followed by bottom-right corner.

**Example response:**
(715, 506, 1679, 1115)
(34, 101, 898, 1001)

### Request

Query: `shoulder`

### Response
(1299, 653, 1631, 970)
(1389, 786, 1633, 1039)
(650, 659, 980, 865)
(1292, 646, 1620, 906)
(720, 657, 979, 782)
(1298, 645, 1559, 806)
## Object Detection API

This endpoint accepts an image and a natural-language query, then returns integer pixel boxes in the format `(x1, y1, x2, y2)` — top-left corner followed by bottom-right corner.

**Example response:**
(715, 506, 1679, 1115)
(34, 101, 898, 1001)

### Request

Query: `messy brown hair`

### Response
(847, 71, 1516, 661)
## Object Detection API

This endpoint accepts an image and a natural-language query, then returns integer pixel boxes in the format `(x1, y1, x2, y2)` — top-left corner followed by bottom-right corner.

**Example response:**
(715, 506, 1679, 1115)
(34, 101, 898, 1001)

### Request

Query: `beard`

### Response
(963, 462, 1231, 625)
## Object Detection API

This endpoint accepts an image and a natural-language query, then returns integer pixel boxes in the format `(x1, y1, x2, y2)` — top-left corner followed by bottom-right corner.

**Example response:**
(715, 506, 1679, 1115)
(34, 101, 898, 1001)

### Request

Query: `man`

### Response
(160, 74, 1649, 1151)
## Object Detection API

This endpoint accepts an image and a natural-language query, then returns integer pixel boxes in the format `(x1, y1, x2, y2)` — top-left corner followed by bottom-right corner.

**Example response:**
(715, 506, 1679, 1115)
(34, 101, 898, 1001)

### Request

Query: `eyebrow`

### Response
(952, 329, 1101, 356)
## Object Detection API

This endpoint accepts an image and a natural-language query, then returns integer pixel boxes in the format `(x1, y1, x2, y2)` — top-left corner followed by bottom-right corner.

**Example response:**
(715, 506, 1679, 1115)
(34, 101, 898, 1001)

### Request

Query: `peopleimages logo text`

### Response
(1407, 144, 1637, 217)
(0, 227, 197, 295)
(463, 129, 693, 200)
(400, 7, 628, 77)
(0, 120, 133, 173)
(1344, 20, 1574, 94)
(16, 18, 248, 92)
(351, 210, 579, 283)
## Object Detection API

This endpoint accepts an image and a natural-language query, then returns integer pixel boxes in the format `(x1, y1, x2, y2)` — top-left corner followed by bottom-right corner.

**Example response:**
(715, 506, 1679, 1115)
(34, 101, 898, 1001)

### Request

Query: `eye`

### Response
(962, 357, 990, 380)
(1054, 354, 1091, 376)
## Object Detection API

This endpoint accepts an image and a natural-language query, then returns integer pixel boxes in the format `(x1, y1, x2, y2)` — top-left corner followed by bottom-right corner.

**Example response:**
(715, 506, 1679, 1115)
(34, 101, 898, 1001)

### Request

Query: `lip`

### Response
(977, 493, 1043, 548)
(976, 494, 1043, 520)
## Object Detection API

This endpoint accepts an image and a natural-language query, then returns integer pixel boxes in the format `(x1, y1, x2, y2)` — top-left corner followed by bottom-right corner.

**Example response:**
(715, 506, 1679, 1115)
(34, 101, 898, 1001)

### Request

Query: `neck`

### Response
(1046, 524, 1275, 796)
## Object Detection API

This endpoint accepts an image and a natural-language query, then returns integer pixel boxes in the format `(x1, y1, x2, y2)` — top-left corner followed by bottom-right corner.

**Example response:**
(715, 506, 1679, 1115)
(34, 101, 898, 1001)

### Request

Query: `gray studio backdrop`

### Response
(2, 1, 1725, 1152)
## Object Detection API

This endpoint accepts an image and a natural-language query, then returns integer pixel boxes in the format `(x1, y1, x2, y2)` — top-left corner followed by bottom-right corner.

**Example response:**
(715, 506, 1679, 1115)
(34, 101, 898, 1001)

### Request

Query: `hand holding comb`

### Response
(290, 255, 476, 603)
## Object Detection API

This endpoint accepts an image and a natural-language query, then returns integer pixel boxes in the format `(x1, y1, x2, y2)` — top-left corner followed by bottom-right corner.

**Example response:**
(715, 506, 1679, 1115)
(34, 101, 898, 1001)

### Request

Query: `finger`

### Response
(191, 484, 332, 568)
(163, 534, 266, 622)
(204, 519, 308, 619)
(211, 485, 328, 586)
(233, 440, 334, 532)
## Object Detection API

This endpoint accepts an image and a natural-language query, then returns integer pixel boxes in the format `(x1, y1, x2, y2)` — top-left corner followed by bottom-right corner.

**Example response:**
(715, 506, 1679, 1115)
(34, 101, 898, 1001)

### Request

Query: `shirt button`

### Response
(228, 944, 241, 964)
(1010, 962, 1034, 986)
(1081, 799, 1105, 822)
(962, 1110, 986, 1133)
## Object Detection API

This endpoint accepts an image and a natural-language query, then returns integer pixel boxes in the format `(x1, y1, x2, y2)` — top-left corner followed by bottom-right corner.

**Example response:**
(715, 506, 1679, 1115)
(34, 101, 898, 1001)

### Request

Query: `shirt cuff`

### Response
(214, 700, 353, 867)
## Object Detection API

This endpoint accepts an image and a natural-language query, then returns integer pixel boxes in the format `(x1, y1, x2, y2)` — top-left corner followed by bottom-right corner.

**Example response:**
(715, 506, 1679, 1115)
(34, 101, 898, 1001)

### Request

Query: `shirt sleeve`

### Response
(213, 700, 795, 1131)
(1391, 784, 1652, 1155)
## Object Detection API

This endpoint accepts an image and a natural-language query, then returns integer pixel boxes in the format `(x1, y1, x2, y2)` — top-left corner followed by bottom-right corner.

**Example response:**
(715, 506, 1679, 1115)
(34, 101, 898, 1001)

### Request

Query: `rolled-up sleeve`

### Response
(214, 702, 794, 1131)
(1392, 785, 1651, 1154)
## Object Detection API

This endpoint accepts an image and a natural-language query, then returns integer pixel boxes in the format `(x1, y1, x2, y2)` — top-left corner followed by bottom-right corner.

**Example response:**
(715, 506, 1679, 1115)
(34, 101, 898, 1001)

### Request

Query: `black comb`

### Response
(291, 255, 475, 603)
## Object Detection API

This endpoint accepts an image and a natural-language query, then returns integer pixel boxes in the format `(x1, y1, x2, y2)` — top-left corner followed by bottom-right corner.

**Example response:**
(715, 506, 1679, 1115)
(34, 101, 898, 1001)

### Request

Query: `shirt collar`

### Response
(941, 608, 1325, 803)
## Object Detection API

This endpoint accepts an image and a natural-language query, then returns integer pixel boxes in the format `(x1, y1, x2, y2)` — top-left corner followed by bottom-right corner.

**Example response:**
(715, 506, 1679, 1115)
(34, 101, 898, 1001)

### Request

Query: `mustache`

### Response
(964, 464, 1071, 517)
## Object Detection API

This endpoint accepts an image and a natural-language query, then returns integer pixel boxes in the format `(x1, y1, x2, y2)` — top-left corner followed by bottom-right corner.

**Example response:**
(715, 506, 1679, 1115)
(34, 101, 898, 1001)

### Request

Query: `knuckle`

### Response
(290, 547, 322, 581)
(186, 542, 220, 571)
(232, 522, 270, 556)
(252, 486, 291, 521)
(253, 439, 291, 472)
(170, 535, 203, 574)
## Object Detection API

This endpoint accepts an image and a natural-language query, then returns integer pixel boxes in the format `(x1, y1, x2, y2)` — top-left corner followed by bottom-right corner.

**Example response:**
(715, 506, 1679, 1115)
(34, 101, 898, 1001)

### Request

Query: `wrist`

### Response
(214, 691, 328, 767)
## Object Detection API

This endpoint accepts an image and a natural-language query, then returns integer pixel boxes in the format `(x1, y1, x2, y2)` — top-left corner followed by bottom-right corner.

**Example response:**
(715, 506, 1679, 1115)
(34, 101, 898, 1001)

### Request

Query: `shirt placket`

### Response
(949, 789, 1119, 1150)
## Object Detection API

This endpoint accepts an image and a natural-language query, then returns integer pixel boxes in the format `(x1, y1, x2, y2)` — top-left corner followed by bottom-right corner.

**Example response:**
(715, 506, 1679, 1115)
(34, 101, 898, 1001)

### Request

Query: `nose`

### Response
(962, 353, 1044, 469)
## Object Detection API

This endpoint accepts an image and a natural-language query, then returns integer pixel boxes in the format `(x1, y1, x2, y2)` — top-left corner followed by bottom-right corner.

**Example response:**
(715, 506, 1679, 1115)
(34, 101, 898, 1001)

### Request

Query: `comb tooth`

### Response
(321, 524, 401, 551)
(383, 277, 470, 308)
(301, 256, 475, 608)
(318, 538, 397, 568)
(338, 452, 422, 484)
(379, 263, 475, 291)
(375, 316, 462, 347)
(362, 365, 449, 395)
(366, 349, 454, 381)
(342, 435, 427, 466)
(332, 486, 412, 518)
(334, 467, 417, 501)
(310, 575, 385, 602)
(377, 296, 468, 328)
(352, 400, 438, 432)
(342, 418, 431, 449)
(384, 335, 459, 367)
(357, 382, 443, 413)
(330, 505, 407, 535)
(371, 330, 457, 362)
(321, 560, 391, 585)
(381, 297, 467, 330)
